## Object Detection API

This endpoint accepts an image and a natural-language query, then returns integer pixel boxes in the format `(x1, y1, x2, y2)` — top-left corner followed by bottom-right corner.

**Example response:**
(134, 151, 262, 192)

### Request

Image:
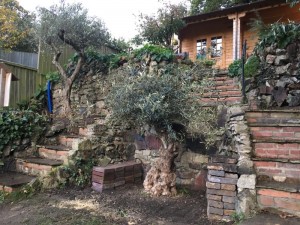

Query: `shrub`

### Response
(133, 44, 174, 62)
(244, 55, 260, 78)
(228, 59, 242, 77)
(0, 110, 47, 166)
(256, 21, 300, 51)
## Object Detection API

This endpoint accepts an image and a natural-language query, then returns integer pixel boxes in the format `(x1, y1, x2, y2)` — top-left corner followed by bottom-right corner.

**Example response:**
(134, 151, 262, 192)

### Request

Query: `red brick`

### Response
(255, 143, 276, 148)
(274, 198, 300, 211)
(223, 203, 235, 210)
(221, 184, 236, 191)
(258, 189, 290, 198)
(208, 200, 223, 209)
(252, 131, 273, 138)
(207, 194, 222, 201)
(283, 127, 300, 132)
(254, 161, 276, 167)
(222, 196, 236, 204)
(207, 189, 236, 197)
(224, 209, 235, 216)
(208, 207, 223, 216)
(206, 182, 221, 189)
(258, 195, 274, 207)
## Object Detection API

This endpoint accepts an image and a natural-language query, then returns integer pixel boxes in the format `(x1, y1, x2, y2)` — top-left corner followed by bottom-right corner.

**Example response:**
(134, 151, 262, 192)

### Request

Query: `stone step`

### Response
(38, 145, 70, 164)
(253, 160, 300, 182)
(0, 171, 36, 193)
(250, 126, 300, 142)
(257, 187, 300, 217)
(16, 157, 63, 176)
(253, 142, 300, 161)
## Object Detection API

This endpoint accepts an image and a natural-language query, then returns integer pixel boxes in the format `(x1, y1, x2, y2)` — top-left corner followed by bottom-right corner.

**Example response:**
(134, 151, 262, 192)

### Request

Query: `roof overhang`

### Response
(183, 0, 287, 24)
(0, 63, 18, 81)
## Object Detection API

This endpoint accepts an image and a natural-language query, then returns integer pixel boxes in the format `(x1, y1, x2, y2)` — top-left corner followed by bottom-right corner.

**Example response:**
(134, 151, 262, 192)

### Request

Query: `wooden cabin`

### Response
(179, 0, 300, 69)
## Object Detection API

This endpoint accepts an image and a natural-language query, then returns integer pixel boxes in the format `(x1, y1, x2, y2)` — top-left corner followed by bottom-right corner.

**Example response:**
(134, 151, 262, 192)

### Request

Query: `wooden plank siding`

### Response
(3, 61, 45, 108)
(180, 3, 300, 69)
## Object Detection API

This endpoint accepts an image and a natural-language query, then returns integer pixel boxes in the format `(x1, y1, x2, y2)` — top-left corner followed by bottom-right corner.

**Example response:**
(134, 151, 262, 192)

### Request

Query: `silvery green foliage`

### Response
(37, 0, 110, 53)
(106, 63, 222, 145)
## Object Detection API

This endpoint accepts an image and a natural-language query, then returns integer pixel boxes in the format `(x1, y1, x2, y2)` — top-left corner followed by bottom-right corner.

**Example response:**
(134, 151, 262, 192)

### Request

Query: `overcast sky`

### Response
(18, 0, 186, 41)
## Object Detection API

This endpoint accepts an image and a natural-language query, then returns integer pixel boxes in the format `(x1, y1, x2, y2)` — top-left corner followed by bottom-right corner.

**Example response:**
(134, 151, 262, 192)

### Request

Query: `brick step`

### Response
(202, 91, 242, 98)
(16, 157, 63, 176)
(204, 85, 240, 91)
(57, 135, 91, 150)
(207, 76, 232, 81)
(253, 142, 300, 160)
(254, 160, 300, 182)
(0, 171, 35, 193)
(257, 179, 300, 193)
(200, 96, 243, 106)
(257, 188, 300, 217)
(38, 145, 70, 163)
(246, 110, 300, 125)
(78, 124, 107, 136)
(250, 126, 300, 141)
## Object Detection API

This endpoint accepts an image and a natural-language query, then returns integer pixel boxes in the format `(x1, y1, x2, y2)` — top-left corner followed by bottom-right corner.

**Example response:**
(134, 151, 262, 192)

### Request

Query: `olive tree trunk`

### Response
(143, 136, 177, 196)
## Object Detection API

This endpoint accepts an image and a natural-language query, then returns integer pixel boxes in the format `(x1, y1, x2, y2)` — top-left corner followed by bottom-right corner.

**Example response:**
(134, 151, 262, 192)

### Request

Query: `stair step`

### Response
(38, 145, 70, 163)
(257, 188, 300, 217)
(257, 180, 300, 193)
(252, 157, 300, 164)
(204, 85, 240, 91)
(254, 160, 300, 182)
(16, 157, 63, 176)
(250, 126, 300, 141)
(253, 139, 300, 143)
(57, 135, 86, 148)
(249, 123, 300, 127)
(0, 172, 35, 193)
(253, 142, 300, 161)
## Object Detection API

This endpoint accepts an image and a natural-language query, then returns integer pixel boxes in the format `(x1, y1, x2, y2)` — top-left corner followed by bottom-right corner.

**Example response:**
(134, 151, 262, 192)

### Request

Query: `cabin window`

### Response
(196, 39, 207, 59)
(211, 36, 222, 58)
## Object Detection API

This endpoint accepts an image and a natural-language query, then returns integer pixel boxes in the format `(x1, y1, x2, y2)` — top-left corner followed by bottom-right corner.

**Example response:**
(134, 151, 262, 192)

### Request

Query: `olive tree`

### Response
(37, 0, 110, 116)
(106, 62, 220, 196)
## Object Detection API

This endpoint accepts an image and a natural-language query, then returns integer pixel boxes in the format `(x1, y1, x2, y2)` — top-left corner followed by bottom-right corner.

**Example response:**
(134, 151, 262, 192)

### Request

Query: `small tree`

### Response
(106, 60, 220, 196)
(135, 2, 187, 48)
(37, 0, 110, 116)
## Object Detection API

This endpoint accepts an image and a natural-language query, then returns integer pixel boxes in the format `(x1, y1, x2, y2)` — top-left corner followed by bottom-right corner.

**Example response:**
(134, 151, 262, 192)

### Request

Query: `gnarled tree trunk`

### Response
(143, 137, 177, 196)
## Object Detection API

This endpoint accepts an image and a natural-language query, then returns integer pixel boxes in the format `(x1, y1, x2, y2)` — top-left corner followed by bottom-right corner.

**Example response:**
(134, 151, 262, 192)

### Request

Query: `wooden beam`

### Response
(4, 73, 12, 107)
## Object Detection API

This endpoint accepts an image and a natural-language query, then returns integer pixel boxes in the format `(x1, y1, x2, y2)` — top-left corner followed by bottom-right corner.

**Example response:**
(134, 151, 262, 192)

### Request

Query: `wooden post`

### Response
(4, 73, 12, 107)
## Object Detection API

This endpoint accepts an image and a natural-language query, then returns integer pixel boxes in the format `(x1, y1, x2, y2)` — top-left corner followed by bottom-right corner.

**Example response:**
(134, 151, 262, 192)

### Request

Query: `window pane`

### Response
(197, 39, 207, 59)
(211, 36, 222, 58)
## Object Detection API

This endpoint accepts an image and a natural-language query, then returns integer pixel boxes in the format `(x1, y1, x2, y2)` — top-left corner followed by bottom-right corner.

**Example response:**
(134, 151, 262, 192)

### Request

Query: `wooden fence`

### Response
(2, 60, 45, 108)
(0, 50, 38, 69)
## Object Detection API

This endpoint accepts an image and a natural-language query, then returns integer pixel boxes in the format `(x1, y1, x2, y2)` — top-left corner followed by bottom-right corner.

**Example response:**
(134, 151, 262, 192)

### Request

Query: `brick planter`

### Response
(206, 156, 238, 221)
(92, 161, 143, 192)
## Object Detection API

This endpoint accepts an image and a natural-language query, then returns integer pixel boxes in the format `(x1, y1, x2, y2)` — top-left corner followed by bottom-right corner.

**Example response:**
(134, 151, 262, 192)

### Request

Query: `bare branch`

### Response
(69, 56, 83, 82)
(58, 29, 81, 53)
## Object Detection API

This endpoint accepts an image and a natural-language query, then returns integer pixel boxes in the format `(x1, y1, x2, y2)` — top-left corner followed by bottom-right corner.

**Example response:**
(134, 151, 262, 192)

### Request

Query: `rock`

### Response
(274, 55, 289, 66)
(237, 174, 256, 190)
(272, 86, 288, 106)
(276, 49, 287, 56)
(275, 63, 291, 75)
(266, 54, 276, 64)
(45, 122, 66, 137)
(97, 156, 111, 166)
(276, 77, 295, 88)
(237, 159, 254, 174)
(287, 93, 300, 106)
(273, 175, 286, 182)
(236, 189, 256, 218)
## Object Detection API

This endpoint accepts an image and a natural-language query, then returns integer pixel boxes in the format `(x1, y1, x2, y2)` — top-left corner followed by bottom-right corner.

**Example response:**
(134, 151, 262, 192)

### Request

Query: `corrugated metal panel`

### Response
(0, 50, 38, 69)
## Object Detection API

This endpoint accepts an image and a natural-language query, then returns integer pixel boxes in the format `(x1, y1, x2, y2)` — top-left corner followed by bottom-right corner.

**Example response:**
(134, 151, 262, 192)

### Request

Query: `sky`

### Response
(17, 0, 186, 41)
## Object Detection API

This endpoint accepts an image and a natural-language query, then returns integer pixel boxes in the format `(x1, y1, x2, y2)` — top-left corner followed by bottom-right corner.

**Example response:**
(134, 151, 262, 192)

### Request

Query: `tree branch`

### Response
(50, 43, 68, 80)
(57, 29, 82, 53)
(69, 56, 83, 82)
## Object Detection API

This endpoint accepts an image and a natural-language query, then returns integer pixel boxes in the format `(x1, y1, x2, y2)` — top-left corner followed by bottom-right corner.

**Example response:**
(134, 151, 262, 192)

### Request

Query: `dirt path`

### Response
(0, 184, 230, 225)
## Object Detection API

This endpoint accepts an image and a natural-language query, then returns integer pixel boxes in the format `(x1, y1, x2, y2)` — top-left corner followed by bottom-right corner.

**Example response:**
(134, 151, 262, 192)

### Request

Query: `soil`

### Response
(0, 184, 231, 225)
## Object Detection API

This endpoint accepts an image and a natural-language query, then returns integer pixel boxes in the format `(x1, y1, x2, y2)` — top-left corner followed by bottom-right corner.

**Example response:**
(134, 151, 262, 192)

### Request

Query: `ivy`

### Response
(0, 110, 47, 166)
